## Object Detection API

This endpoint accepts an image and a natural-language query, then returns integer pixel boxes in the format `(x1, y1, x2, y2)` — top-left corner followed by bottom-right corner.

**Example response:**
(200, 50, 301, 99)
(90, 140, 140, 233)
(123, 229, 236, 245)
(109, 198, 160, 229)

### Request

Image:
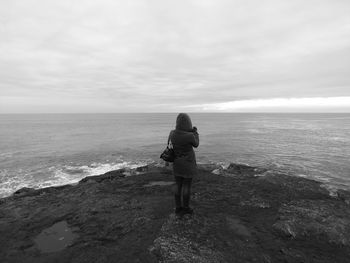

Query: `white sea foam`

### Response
(0, 152, 14, 159)
(211, 168, 222, 175)
(329, 137, 349, 142)
(320, 184, 338, 197)
(60, 162, 133, 177)
(0, 172, 37, 198)
(51, 161, 148, 183)
(247, 129, 267, 134)
(0, 161, 149, 198)
(296, 174, 308, 179)
(313, 175, 331, 183)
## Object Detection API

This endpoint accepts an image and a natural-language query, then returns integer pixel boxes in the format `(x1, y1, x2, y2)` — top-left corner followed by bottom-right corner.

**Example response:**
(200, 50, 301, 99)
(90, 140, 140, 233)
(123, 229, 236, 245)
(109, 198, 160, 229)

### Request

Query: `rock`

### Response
(226, 163, 257, 175)
(211, 168, 222, 175)
(103, 168, 126, 177)
(273, 200, 350, 245)
(1, 164, 349, 262)
(240, 196, 271, 208)
(197, 163, 220, 171)
(338, 189, 350, 205)
(13, 187, 37, 197)
(79, 168, 126, 184)
(149, 214, 225, 263)
(143, 181, 174, 187)
(34, 221, 79, 253)
(224, 163, 267, 176)
(225, 216, 252, 238)
(136, 165, 149, 172)
(210, 163, 268, 178)
(320, 184, 339, 197)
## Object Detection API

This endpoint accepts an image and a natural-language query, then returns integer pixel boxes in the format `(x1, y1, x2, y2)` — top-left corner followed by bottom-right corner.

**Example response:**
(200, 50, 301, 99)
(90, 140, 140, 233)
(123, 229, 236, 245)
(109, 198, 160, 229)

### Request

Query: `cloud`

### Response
(0, 0, 350, 112)
(186, 97, 350, 112)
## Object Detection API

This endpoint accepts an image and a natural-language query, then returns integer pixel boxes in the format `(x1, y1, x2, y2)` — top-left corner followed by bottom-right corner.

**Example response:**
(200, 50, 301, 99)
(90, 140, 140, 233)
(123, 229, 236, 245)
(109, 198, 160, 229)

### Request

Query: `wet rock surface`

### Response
(34, 221, 79, 253)
(0, 164, 349, 262)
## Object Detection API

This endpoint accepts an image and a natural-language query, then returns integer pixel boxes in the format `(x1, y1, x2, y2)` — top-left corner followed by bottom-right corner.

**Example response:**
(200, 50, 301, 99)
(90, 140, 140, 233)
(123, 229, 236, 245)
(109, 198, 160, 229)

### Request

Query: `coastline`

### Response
(0, 163, 349, 262)
(2, 113, 350, 199)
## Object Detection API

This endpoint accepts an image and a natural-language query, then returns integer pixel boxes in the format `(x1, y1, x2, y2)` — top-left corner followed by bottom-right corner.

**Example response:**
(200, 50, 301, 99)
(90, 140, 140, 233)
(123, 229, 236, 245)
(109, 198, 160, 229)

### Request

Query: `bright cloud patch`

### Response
(188, 97, 350, 112)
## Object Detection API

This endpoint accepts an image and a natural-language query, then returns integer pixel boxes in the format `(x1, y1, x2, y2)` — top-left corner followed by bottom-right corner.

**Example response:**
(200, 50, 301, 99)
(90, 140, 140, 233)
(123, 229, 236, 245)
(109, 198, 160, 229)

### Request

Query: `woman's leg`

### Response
(182, 178, 193, 210)
(174, 176, 184, 210)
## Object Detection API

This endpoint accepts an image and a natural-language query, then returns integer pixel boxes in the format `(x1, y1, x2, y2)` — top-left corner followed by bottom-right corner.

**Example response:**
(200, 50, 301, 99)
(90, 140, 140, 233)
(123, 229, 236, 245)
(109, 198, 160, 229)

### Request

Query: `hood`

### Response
(175, 113, 193, 132)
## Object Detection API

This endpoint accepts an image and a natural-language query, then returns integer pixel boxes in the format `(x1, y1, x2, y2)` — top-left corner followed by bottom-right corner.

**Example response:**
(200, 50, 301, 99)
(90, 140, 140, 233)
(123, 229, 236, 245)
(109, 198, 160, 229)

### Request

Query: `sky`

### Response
(0, 0, 350, 113)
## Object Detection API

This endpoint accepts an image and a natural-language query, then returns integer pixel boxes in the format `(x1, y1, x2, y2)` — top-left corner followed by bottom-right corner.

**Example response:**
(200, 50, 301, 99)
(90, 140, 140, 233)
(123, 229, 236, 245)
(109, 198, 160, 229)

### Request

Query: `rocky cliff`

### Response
(0, 164, 349, 262)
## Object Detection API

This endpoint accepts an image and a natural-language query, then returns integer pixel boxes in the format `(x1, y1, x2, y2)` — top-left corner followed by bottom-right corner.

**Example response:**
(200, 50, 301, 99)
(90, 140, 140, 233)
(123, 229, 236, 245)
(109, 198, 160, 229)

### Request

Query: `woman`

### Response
(168, 113, 199, 215)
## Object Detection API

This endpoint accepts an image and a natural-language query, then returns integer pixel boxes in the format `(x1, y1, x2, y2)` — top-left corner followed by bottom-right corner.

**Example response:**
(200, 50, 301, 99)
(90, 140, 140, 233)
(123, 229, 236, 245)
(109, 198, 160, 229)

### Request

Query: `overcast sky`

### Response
(0, 0, 350, 113)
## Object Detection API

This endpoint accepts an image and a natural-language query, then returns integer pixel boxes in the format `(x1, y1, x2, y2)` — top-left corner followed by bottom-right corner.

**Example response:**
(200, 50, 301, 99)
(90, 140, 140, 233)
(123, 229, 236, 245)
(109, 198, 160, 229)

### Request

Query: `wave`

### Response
(0, 160, 149, 198)
(0, 152, 17, 160)
(1, 157, 349, 199)
(329, 137, 349, 142)
(45, 161, 150, 187)
(59, 161, 146, 177)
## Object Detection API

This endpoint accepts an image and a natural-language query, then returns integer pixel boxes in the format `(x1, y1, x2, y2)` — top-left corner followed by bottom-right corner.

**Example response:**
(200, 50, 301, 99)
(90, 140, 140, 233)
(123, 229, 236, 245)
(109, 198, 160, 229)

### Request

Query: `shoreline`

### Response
(0, 163, 350, 262)
(1, 161, 349, 200)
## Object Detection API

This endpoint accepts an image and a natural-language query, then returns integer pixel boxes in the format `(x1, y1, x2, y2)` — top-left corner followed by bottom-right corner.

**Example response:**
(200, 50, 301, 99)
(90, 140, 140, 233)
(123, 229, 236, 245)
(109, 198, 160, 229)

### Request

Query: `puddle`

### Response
(226, 217, 251, 238)
(34, 221, 78, 253)
(144, 181, 174, 187)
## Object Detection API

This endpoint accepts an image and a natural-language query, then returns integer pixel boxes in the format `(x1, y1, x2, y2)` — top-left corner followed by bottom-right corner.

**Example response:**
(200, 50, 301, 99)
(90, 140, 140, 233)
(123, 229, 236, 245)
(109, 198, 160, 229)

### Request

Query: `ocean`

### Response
(0, 113, 349, 198)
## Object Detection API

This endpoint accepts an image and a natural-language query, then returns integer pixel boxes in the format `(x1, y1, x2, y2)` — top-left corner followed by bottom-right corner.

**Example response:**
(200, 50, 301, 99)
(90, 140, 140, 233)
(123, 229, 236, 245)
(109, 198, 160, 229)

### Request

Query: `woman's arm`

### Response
(191, 127, 199, 148)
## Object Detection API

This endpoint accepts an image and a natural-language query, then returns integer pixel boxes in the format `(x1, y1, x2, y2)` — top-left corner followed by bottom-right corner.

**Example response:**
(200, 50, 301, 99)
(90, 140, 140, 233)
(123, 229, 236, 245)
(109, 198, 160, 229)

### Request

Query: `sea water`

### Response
(0, 113, 349, 197)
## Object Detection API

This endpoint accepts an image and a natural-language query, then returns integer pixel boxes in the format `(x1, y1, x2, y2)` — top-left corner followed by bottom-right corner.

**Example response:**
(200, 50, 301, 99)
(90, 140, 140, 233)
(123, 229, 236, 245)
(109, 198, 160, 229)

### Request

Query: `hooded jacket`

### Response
(168, 113, 199, 178)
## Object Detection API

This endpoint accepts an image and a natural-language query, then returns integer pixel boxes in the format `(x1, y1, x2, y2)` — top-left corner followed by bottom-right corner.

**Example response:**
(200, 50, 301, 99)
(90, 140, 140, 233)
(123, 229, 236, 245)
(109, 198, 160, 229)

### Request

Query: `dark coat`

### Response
(168, 113, 199, 178)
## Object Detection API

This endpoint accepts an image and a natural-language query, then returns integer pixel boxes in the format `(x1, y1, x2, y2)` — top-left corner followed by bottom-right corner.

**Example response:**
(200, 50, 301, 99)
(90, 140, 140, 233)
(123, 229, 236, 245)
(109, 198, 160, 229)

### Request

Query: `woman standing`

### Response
(168, 113, 199, 215)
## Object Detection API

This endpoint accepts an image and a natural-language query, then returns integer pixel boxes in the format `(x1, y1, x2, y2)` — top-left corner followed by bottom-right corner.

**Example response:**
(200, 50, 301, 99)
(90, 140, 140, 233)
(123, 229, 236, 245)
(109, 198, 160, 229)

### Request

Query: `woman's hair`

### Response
(176, 113, 193, 132)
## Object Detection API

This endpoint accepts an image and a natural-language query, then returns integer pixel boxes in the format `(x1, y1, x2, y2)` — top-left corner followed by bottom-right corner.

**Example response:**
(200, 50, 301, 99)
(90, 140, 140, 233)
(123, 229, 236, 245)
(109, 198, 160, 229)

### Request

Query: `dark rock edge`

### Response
(0, 163, 349, 263)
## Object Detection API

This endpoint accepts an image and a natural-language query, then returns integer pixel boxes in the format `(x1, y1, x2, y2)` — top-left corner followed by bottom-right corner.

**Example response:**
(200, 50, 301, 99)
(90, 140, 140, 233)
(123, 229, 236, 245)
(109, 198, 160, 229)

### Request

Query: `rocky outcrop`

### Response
(273, 199, 350, 245)
(0, 164, 349, 262)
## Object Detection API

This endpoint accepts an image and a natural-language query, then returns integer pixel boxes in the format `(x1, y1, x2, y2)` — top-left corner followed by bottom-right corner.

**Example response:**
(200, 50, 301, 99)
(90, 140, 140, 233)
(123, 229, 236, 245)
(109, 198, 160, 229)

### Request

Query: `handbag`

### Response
(160, 139, 175, 162)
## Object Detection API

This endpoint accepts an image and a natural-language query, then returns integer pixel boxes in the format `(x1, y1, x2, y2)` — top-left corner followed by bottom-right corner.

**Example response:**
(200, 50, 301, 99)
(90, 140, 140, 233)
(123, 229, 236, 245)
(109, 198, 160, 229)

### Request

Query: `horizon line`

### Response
(1, 111, 350, 114)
